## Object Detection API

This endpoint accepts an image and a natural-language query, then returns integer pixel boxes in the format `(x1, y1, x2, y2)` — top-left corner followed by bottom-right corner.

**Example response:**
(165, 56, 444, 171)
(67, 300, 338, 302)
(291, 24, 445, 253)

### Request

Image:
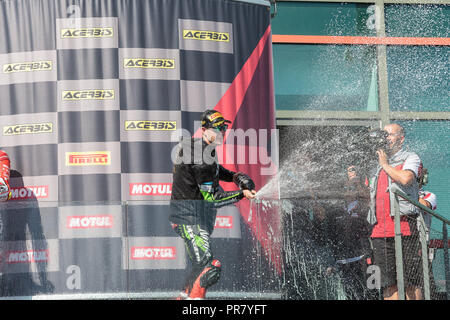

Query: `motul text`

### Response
(131, 247, 176, 260)
(10, 186, 49, 200)
(67, 215, 113, 229)
(6, 250, 49, 264)
(215, 216, 233, 229)
(129, 183, 172, 196)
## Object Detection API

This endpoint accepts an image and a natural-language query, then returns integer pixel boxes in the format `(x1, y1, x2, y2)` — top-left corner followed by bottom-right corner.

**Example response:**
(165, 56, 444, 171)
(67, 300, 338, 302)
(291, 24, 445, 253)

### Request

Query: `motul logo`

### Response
(66, 151, 111, 166)
(129, 183, 172, 196)
(131, 247, 176, 260)
(6, 250, 49, 264)
(215, 216, 233, 229)
(67, 215, 113, 229)
(10, 186, 49, 200)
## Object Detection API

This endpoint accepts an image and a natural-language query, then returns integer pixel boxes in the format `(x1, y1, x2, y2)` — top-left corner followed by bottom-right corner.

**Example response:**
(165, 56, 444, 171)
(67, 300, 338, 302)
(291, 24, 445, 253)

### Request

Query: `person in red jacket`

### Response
(0, 150, 11, 202)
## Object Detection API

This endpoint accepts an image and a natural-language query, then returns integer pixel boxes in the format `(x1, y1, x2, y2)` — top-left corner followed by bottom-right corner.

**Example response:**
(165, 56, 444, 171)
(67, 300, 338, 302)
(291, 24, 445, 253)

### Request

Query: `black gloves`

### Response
(233, 172, 255, 191)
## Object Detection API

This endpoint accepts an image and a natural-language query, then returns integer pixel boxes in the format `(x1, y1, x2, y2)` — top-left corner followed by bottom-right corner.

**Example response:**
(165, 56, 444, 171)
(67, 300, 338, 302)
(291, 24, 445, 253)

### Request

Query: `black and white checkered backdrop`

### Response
(0, 0, 279, 297)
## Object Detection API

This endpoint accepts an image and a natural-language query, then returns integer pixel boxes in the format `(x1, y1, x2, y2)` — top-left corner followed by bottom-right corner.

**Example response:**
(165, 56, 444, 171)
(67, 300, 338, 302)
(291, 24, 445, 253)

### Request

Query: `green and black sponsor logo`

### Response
(183, 29, 230, 42)
(61, 27, 114, 38)
(62, 90, 115, 100)
(123, 58, 175, 69)
(3, 123, 53, 136)
(125, 120, 177, 131)
(2, 61, 52, 74)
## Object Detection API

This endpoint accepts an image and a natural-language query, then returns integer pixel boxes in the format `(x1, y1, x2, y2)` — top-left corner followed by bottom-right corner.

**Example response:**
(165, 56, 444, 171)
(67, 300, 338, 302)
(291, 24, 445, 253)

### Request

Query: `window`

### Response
(385, 4, 450, 38)
(397, 120, 450, 226)
(272, 2, 376, 36)
(274, 44, 378, 111)
(387, 46, 450, 112)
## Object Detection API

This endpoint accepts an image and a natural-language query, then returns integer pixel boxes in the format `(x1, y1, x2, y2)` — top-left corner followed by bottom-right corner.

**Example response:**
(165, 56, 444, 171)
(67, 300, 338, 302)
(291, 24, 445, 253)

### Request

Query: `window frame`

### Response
(272, 0, 450, 128)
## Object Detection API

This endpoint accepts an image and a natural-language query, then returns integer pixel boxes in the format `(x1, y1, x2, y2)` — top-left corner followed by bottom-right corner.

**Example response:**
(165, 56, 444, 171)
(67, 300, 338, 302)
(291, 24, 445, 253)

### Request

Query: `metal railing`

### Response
(391, 184, 450, 300)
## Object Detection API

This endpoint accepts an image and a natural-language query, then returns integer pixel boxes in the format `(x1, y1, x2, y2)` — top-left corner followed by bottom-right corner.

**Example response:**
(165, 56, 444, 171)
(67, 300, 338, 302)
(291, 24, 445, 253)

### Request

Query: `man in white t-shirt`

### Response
(367, 123, 423, 300)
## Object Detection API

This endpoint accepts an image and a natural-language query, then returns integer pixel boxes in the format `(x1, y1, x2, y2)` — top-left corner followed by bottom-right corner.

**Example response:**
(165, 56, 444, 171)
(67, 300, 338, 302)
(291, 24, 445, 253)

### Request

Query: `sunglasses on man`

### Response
(212, 124, 228, 132)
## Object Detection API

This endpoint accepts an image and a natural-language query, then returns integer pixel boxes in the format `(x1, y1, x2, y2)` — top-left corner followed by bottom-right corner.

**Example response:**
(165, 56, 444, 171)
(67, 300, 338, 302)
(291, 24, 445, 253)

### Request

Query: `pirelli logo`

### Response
(61, 27, 114, 38)
(125, 120, 176, 131)
(66, 151, 111, 166)
(209, 112, 223, 121)
(2, 61, 52, 74)
(3, 123, 53, 136)
(62, 90, 115, 100)
(131, 247, 176, 260)
(123, 58, 175, 69)
(183, 30, 230, 42)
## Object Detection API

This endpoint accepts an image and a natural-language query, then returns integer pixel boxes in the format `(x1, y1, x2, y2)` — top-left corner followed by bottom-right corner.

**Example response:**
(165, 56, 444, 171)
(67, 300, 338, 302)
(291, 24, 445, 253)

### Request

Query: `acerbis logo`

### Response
(6, 249, 49, 264)
(10, 186, 49, 200)
(67, 215, 113, 229)
(214, 216, 233, 229)
(123, 58, 175, 69)
(66, 151, 111, 166)
(62, 90, 115, 100)
(129, 183, 172, 196)
(183, 29, 230, 42)
(131, 247, 176, 260)
(3, 123, 53, 136)
(2, 61, 52, 74)
(61, 27, 114, 38)
(125, 120, 176, 131)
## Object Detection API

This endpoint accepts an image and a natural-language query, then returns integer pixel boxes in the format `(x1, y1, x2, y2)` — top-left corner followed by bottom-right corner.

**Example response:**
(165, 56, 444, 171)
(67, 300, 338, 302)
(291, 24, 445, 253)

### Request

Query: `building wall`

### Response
(271, 1, 449, 232)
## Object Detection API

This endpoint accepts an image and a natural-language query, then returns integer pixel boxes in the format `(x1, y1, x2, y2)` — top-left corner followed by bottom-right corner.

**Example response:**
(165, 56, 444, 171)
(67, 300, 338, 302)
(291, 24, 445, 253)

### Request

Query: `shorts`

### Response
(372, 236, 423, 289)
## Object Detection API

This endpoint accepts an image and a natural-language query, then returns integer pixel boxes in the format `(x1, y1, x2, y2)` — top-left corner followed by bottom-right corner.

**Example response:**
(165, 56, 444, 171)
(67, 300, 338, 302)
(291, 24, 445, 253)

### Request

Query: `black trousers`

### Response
(172, 223, 214, 291)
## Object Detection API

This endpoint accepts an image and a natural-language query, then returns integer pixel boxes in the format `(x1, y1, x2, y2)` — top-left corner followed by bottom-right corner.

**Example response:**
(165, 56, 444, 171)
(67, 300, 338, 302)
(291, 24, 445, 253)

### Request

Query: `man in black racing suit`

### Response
(170, 109, 256, 300)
